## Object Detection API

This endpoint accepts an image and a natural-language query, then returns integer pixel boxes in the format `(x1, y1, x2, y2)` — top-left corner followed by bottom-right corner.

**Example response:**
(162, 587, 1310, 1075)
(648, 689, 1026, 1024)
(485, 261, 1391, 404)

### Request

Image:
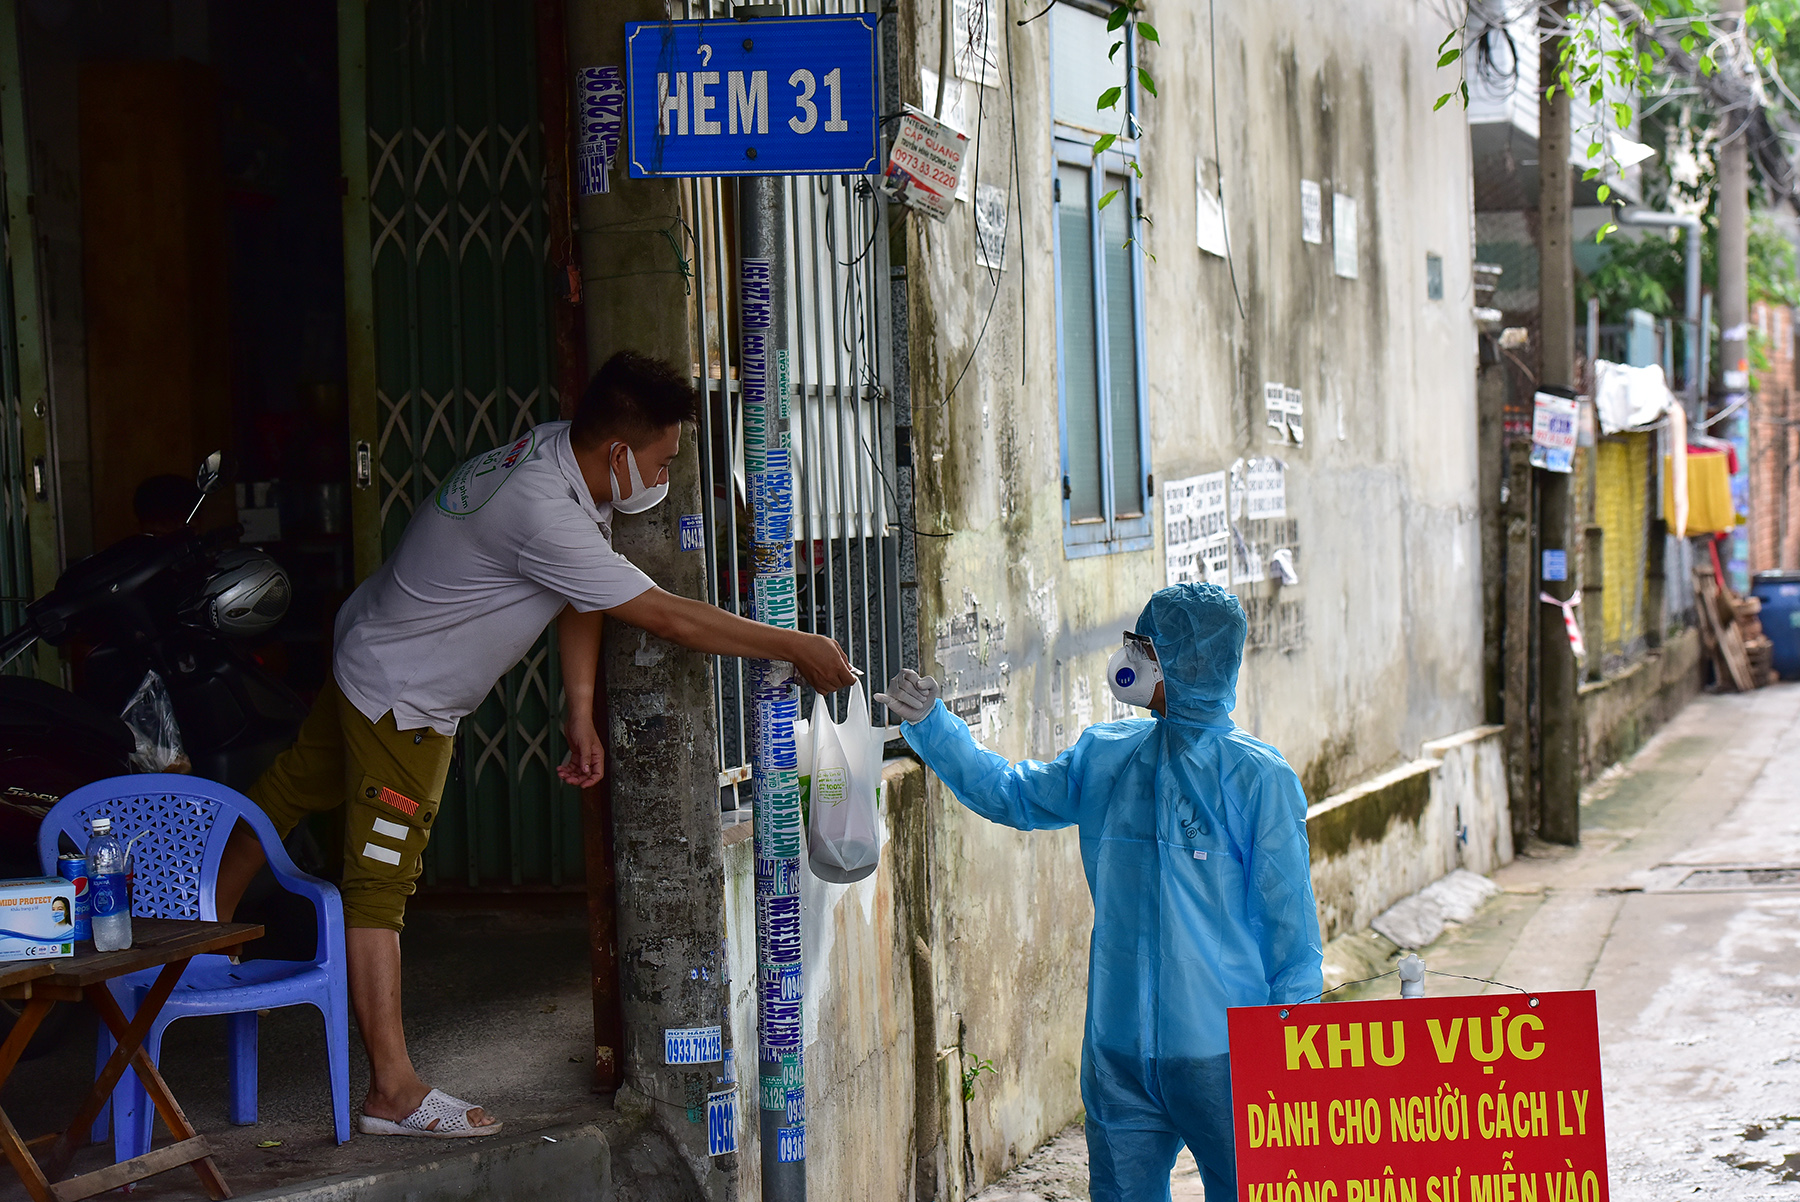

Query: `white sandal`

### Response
(356, 1088, 504, 1139)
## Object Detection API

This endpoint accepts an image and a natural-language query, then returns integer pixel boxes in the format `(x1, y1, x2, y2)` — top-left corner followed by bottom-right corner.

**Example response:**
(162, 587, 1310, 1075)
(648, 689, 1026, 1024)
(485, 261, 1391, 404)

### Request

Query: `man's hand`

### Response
(875, 668, 940, 724)
(788, 631, 858, 694)
(559, 715, 605, 788)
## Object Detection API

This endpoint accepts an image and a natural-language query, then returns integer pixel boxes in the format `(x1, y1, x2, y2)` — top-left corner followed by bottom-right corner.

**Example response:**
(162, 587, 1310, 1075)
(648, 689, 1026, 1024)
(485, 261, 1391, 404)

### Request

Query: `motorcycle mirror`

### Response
(188, 451, 223, 525)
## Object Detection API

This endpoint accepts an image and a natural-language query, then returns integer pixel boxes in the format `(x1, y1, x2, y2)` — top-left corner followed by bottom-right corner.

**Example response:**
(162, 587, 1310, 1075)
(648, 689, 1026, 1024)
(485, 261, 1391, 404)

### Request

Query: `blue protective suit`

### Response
(901, 583, 1322, 1201)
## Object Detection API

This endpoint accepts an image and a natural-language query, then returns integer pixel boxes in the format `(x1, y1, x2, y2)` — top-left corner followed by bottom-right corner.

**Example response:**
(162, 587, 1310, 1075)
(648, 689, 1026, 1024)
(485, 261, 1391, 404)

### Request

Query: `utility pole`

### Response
(1719, 0, 1751, 591)
(1719, 0, 1749, 401)
(1538, 0, 1580, 845)
(740, 174, 807, 1199)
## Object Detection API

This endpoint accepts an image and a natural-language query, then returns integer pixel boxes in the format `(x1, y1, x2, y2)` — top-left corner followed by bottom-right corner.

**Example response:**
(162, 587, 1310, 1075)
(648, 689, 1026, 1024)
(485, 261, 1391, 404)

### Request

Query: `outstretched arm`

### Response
(1246, 768, 1325, 1005)
(899, 695, 1083, 832)
(605, 586, 857, 694)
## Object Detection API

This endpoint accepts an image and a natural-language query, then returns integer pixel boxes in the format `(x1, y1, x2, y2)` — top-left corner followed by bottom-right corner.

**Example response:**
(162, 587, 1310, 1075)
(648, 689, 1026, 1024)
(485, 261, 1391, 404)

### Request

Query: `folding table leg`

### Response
(42, 959, 187, 1182)
(0, 997, 54, 1202)
(82, 975, 231, 1201)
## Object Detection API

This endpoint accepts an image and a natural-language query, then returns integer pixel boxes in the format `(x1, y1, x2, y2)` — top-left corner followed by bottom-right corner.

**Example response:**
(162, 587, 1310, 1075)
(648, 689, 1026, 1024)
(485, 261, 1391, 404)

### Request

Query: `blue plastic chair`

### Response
(38, 774, 350, 1161)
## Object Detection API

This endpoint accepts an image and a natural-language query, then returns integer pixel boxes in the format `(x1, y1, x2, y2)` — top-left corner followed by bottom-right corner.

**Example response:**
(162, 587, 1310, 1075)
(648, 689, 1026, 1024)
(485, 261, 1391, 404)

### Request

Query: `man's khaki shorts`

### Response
(248, 677, 454, 931)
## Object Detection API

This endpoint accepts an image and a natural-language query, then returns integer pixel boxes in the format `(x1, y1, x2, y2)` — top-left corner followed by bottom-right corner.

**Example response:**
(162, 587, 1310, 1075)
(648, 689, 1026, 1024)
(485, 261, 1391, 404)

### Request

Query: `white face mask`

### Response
(608, 444, 669, 514)
(1106, 640, 1163, 709)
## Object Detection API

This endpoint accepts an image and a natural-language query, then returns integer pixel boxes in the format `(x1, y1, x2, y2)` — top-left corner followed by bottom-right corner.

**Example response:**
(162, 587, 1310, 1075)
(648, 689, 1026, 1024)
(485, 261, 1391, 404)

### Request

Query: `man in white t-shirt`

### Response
(215, 351, 855, 1139)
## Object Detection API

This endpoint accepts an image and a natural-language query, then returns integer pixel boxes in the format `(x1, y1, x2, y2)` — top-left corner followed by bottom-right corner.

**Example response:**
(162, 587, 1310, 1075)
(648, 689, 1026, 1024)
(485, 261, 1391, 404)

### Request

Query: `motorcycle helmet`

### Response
(197, 549, 291, 637)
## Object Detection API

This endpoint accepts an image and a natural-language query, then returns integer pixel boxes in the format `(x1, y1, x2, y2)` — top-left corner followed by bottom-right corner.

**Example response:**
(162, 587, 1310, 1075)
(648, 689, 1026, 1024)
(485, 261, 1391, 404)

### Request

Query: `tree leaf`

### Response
(1130, 159, 1142, 179)
(1097, 86, 1123, 111)
(1139, 21, 1160, 43)
(1598, 184, 1612, 202)
(1587, 141, 1603, 159)
(1107, 5, 1129, 32)
(1138, 67, 1158, 97)
(1092, 132, 1118, 156)
(1438, 48, 1461, 68)
(1614, 102, 1633, 126)
(1434, 91, 1454, 111)
(1098, 188, 1121, 210)
(1583, 166, 1602, 181)
(1437, 27, 1458, 54)
(1110, 40, 1124, 62)
(1681, 34, 1696, 53)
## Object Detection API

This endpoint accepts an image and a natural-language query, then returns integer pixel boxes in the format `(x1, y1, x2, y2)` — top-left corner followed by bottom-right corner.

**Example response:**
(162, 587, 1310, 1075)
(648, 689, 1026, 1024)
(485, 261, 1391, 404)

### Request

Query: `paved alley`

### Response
(974, 683, 1800, 1200)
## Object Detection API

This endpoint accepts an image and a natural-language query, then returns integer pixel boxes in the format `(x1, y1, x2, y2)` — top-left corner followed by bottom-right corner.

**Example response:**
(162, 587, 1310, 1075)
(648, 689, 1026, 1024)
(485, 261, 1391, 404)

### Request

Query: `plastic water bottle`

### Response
(86, 818, 132, 952)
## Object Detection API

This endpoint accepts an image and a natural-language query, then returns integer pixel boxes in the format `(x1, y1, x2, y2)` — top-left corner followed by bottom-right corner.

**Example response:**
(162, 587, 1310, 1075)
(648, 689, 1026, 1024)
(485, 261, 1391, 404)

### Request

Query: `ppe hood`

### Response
(1133, 582, 1245, 729)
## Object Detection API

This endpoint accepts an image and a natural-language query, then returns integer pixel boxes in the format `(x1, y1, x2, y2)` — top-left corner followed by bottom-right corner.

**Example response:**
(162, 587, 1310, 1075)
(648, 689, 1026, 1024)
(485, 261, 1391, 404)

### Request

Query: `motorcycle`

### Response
(0, 452, 310, 1055)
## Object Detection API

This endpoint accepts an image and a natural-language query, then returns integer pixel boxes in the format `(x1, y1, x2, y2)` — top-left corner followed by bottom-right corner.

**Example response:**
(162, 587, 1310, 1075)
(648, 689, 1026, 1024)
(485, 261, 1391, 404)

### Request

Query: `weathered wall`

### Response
(726, 760, 933, 1202)
(900, 0, 1479, 1189)
(1305, 725, 1509, 945)
(1577, 627, 1703, 781)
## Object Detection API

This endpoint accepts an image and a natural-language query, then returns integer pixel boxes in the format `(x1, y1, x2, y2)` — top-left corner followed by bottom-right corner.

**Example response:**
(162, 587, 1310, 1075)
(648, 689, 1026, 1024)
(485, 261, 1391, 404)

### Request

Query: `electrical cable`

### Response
(931, 0, 1019, 412)
(1207, 0, 1248, 322)
(1007, 0, 1027, 382)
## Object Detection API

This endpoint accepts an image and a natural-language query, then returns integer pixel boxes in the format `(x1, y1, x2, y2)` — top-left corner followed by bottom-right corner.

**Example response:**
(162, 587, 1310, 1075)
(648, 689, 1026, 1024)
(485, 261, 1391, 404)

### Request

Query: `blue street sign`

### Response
(625, 15, 879, 178)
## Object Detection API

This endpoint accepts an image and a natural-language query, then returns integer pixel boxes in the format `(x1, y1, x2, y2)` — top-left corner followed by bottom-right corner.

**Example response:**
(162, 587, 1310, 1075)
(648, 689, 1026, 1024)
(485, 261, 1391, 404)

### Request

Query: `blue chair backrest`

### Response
(37, 774, 302, 922)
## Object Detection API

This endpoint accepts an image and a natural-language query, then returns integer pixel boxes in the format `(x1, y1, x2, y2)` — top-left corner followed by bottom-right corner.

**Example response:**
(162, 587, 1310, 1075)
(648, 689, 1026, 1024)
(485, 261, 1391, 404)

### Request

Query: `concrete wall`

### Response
(1578, 627, 1703, 781)
(1306, 726, 1510, 944)
(894, 0, 1481, 1189)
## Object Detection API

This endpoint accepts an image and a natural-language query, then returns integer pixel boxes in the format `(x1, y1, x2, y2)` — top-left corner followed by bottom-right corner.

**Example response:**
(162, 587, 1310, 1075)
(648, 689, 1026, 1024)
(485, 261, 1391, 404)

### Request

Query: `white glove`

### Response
(875, 668, 940, 724)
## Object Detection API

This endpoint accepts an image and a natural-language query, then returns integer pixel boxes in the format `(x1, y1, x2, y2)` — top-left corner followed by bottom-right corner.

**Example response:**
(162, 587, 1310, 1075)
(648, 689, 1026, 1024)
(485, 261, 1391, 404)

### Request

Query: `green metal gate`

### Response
(342, 0, 575, 887)
(0, 0, 63, 665)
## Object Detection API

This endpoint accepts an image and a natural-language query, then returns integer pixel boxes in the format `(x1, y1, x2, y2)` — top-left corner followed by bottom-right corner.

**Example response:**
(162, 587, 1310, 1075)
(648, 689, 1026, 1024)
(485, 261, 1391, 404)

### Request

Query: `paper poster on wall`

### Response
(1332, 193, 1359, 279)
(1163, 471, 1230, 588)
(1241, 457, 1287, 520)
(885, 106, 968, 221)
(951, 0, 1000, 87)
(1530, 390, 1578, 473)
(1300, 179, 1322, 244)
(1263, 382, 1288, 439)
(974, 184, 1008, 270)
(1197, 159, 1227, 258)
(919, 68, 976, 202)
(1283, 386, 1305, 445)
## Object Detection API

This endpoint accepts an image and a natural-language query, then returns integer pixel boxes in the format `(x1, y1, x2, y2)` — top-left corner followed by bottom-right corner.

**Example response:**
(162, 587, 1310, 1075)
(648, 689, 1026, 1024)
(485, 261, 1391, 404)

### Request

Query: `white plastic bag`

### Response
(806, 681, 882, 883)
(121, 670, 191, 774)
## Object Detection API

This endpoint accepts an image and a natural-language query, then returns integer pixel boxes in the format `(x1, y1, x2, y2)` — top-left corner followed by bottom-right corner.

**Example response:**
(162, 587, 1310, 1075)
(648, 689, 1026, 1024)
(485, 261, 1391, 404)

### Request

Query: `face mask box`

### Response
(0, 877, 78, 962)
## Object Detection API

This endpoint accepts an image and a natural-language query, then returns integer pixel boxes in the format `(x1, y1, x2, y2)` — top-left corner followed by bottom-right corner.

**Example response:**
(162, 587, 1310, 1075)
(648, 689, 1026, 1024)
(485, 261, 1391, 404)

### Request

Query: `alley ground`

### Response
(976, 682, 1800, 1200)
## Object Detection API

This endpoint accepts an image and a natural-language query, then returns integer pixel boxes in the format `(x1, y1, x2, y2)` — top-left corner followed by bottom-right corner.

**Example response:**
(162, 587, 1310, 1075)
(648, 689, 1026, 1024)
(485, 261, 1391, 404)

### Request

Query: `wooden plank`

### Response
(78, 978, 230, 1200)
(36, 921, 259, 989)
(43, 961, 189, 1180)
(46, 1137, 212, 1202)
(0, 962, 51, 993)
(0, 1102, 52, 1202)
(0, 996, 50, 1086)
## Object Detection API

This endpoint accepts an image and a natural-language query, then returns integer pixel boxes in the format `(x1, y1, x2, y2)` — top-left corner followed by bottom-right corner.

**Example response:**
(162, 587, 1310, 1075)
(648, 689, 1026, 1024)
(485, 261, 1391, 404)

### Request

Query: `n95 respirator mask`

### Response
(1106, 632, 1162, 709)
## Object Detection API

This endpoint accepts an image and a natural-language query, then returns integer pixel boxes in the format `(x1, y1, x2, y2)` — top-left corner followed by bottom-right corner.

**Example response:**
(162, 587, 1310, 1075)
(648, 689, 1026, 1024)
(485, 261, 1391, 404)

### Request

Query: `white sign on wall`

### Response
(1333, 193, 1359, 279)
(1164, 470, 1230, 587)
(1301, 179, 1322, 244)
(1197, 158, 1228, 258)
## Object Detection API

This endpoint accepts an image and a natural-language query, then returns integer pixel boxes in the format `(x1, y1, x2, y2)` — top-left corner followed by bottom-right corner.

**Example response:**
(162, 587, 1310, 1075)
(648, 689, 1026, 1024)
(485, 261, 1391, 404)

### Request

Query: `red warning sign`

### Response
(1227, 990, 1608, 1202)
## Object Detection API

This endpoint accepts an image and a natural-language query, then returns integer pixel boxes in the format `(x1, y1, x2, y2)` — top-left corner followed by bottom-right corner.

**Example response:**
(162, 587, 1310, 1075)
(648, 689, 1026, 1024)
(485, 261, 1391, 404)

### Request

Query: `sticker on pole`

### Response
(884, 106, 967, 220)
(1530, 391, 1578, 474)
(625, 15, 879, 177)
(1228, 990, 1608, 1201)
(706, 1087, 738, 1155)
(664, 1024, 723, 1066)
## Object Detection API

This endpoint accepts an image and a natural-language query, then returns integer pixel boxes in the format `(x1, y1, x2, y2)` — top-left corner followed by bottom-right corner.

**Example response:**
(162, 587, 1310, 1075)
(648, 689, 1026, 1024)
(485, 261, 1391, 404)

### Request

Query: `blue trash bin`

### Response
(1751, 571, 1800, 680)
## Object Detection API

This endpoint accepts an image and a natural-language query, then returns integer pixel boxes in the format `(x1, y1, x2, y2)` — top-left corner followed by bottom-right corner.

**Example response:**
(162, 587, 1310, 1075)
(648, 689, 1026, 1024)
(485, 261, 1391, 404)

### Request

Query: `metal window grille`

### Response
(675, 0, 915, 812)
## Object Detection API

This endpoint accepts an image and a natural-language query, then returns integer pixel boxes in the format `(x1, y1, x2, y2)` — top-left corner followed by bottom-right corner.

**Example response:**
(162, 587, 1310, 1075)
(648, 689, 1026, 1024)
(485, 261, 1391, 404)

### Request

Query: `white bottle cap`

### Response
(90, 817, 111, 834)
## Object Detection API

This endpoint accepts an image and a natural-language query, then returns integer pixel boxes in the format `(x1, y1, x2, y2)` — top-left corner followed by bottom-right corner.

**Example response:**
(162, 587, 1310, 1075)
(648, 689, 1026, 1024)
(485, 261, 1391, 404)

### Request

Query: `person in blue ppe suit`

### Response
(877, 582, 1322, 1201)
